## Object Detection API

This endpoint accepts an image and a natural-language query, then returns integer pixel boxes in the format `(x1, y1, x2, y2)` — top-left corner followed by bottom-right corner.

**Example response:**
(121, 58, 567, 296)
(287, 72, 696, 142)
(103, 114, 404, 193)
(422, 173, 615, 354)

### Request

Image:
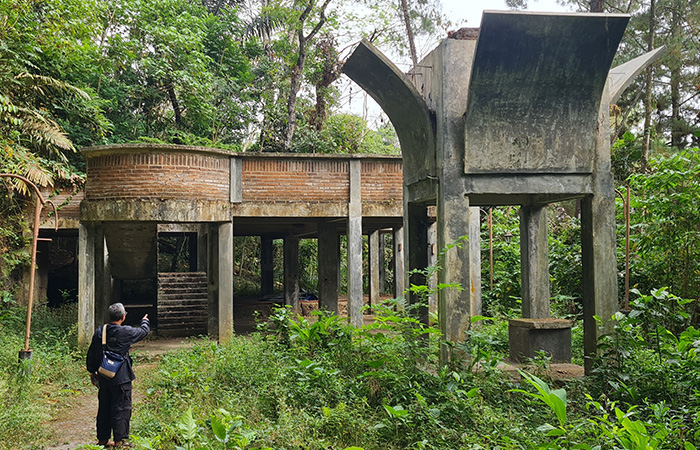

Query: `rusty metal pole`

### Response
(488, 208, 494, 290)
(0, 174, 58, 360)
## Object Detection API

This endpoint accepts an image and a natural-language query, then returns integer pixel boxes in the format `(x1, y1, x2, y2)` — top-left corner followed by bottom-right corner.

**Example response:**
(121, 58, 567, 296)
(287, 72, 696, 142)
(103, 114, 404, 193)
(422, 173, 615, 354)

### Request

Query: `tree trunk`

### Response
(400, 0, 418, 68)
(670, 5, 683, 148)
(166, 80, 182, 125)
(641, 0, 655, 170)
(589, 0, 604, 12)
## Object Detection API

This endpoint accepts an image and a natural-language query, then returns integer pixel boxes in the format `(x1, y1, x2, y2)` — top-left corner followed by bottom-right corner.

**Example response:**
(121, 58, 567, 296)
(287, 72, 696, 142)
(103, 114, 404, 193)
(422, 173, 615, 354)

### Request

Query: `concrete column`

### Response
(347, 159, 363, 327)
(78, 222, 96, 347)
(284, 235, 300, 315)
(94, 227, 111, 324)
(197, 224, 208, 272)
(468, 207, 482, 323)
(369, 230, 380, 310)
(206, 224, 219, 337)
(436, 192, 478, 358)
(378, 231, 387, 295)
(427, 221, 438, 315)
(393, 226, 405, 298)
(581, 90, 619, 373)
(218, 221, 234, 341)
(519, 205, 550, 319)
(261, 236, 274, 297)
(318, 222, 339, 313)
(407, 203, 429, 325)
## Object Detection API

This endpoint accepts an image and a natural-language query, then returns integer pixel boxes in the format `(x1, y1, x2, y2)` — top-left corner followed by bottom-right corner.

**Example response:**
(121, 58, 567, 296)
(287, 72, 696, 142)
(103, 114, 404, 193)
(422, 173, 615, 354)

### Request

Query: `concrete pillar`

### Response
(318, 222, 339, 313)
(427, 221, 438, 315)
(369, 230, 380, 310)
(261, 236, 274, 296)
(206, 224, 219, 337)
(197, 223, 208, 272)
(581, 90, 619, 373)
(78, 222, 96, 347)
(218, 221, 234, 341)
(468, 207, 482, 323)
(407, 203, 429, 325)
(519, 205, 550, 319)
(378, 231, 387, 295)
(94, 227, 111, 324)
(393, 226, 405, 298)
(284, 235, 300, 315)
(347, 159, 363, 327)
(436, 193, 476, 350)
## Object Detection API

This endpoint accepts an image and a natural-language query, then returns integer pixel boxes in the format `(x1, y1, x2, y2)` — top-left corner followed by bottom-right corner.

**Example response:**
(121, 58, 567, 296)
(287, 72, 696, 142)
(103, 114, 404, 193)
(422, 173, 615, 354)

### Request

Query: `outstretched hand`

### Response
(142, 314, 149, 320)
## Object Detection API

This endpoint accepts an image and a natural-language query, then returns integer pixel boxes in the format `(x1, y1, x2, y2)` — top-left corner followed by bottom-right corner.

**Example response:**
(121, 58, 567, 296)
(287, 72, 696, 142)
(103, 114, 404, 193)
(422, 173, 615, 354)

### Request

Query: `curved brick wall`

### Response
(83, 145, 231, 201)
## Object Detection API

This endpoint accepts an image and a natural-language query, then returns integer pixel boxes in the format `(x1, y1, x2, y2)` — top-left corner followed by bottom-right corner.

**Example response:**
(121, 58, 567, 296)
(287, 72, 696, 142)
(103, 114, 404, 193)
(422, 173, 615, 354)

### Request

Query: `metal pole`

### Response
(0, 174, 58, 358)
(488, 208, 493, 290)
(625, 186, 631, 310)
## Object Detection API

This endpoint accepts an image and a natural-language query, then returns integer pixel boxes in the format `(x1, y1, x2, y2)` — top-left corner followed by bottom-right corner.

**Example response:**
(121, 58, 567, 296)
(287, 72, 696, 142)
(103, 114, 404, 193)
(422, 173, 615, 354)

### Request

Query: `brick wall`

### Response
(361, 160, 403, 203)
(242, 158, 350, 202)
(86, 152, 230, 201)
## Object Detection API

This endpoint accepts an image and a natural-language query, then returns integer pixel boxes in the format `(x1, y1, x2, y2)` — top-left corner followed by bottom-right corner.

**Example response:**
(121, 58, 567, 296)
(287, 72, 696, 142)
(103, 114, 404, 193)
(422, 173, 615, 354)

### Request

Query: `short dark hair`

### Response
(108, 303, 127, 322)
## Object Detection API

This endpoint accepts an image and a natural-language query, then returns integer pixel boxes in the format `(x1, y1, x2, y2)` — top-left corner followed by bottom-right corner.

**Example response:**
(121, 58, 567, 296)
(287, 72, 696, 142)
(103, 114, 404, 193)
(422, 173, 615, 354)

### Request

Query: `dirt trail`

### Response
(42, 338, 197, 450)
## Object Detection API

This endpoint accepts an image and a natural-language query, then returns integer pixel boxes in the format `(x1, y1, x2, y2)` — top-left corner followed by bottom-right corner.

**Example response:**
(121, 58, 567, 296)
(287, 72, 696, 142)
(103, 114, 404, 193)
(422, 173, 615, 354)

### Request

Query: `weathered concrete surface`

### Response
(509, 318, 573, 363)
(78, 223, 96, 346)
(82, 199, 231, 223)
(608, 47, 666, 104)
(342, 40, 436, 185)
(464, 12, 628, 175)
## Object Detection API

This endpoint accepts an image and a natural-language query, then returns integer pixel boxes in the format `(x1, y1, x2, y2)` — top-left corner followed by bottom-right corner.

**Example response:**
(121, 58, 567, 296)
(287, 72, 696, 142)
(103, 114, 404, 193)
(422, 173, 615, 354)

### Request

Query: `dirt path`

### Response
(42, 338, 198, 450)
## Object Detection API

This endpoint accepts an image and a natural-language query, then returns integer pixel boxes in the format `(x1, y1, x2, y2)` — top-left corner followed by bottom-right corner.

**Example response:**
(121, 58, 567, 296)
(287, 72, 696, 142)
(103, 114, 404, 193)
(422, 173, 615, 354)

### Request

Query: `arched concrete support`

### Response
(318, 222, 340, 313)
(608, 47, 666, 104)
(347, 160, 363, 327)
(342, 40, 436, 184)
(519, 205, 550, 319)
(261, 236, 274, 297)
(284, 235, 300, 315)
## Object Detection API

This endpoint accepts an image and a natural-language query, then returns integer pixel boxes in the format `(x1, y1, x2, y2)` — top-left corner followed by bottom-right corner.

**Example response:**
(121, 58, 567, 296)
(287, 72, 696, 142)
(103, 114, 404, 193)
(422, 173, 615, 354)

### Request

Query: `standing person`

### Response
(87, 303, 150, 449)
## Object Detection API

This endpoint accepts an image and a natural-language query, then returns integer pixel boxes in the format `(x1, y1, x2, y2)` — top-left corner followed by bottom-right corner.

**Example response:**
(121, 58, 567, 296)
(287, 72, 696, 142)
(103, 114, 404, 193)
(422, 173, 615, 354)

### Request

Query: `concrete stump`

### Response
(508, 318, 573, 363)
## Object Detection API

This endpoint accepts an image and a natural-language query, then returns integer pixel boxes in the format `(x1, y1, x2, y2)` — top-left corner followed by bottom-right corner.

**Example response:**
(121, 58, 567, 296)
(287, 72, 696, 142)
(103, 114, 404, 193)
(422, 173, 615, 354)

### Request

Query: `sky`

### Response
(441, 0, 571, 27)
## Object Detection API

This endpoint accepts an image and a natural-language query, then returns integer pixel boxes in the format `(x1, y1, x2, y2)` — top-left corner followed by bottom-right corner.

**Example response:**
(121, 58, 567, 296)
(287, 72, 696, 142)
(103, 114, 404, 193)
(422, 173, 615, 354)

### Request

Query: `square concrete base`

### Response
(508, 318, 573, 363)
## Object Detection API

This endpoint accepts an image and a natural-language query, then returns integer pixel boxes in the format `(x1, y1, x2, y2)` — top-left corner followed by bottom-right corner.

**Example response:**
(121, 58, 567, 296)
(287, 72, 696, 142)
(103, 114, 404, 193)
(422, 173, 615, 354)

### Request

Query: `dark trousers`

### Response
(96, 382, 132, 442)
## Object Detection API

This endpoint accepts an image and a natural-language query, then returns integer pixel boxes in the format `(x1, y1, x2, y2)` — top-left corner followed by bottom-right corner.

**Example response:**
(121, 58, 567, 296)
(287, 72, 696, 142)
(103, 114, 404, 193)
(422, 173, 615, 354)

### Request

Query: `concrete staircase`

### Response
(157, 272, 208, 337)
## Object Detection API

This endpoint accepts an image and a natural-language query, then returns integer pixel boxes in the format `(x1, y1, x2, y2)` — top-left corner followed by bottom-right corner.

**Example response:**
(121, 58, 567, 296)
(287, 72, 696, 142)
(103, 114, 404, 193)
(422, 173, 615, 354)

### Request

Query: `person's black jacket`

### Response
(86, 318, 150, 386)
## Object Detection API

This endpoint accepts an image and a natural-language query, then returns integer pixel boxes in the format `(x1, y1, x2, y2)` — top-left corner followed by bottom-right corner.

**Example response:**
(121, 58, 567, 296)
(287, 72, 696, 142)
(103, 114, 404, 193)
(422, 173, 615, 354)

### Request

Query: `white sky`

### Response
(442, 0, 572, 27)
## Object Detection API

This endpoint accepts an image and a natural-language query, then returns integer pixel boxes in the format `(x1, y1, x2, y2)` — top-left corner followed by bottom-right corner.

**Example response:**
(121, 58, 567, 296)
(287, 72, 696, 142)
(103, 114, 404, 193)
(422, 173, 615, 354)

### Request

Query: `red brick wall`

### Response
(86, 152, 230, 200)
(361, 160, 403, 203)
(242, 159, 350, 202)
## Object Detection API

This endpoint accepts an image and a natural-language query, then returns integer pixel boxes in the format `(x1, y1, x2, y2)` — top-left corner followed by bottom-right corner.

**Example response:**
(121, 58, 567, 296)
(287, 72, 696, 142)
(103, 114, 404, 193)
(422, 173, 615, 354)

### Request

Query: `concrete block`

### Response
(508, 318, 572, 363)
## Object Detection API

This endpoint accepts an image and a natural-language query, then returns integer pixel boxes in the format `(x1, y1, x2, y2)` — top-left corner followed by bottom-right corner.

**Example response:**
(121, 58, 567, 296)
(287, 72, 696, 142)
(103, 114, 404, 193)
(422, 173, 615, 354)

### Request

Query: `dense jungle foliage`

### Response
(1, 0, 700, 448)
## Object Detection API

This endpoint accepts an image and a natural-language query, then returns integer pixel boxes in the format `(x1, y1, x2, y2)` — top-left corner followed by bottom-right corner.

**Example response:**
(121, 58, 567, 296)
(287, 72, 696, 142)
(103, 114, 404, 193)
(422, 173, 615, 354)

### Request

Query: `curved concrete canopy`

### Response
(464, 11, 629, 175)
(342, 40, 436, 185)
(607, 46, 666, 104)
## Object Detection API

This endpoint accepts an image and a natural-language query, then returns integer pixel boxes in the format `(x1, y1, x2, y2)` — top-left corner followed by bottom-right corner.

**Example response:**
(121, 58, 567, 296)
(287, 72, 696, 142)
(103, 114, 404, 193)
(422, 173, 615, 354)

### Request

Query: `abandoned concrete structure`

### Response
(343, 11, 664, 372)
(57, 147, 406, 345)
